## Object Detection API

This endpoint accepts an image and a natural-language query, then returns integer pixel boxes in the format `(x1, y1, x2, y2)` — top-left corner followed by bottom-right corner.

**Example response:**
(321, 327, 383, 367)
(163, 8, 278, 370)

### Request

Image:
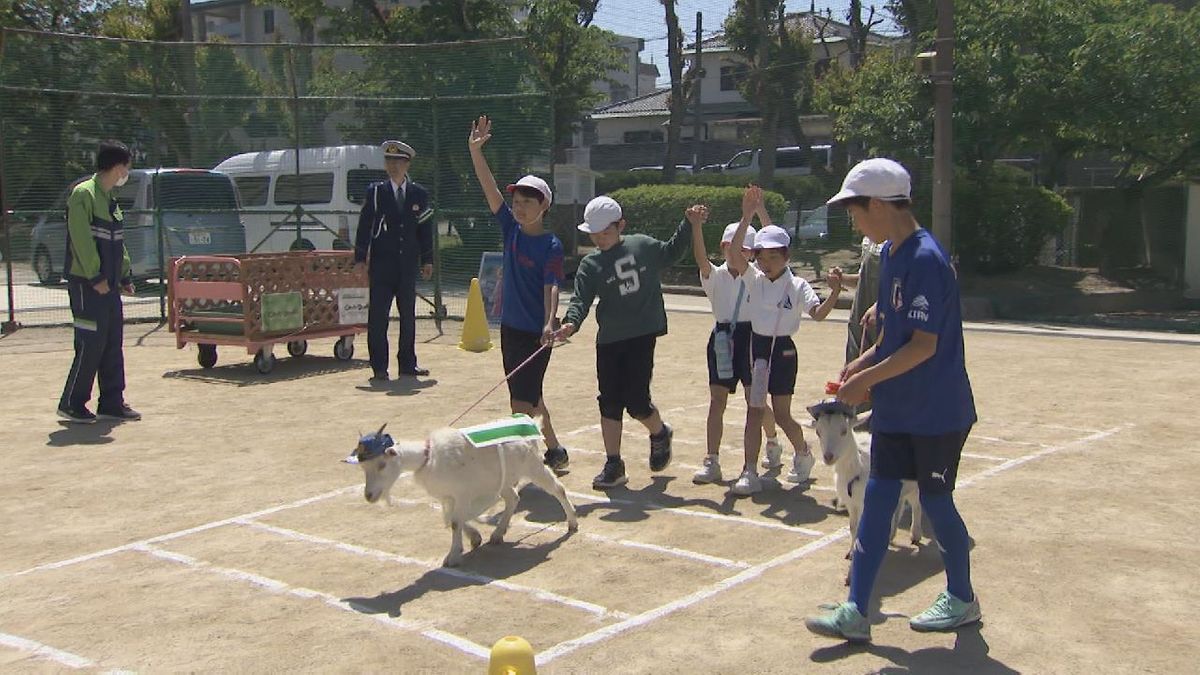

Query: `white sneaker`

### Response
(692, 455, 723, 484)
(786, 448, 816, 483)
(731, 469, 762, 496)
(761, 438, 784, 469)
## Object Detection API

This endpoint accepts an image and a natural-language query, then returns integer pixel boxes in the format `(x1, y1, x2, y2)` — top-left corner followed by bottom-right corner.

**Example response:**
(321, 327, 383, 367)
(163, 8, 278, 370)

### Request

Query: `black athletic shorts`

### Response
(501, 324, 551, 405)
(750, 333, 798, 396)
(870, 427, 973, 495)
(596, 333, 657, 421)
(707, 321, 754, 392)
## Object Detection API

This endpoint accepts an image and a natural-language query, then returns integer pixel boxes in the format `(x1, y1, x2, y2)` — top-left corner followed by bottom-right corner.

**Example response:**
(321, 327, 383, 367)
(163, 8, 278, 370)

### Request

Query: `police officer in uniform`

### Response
(354, 140, 435, 381)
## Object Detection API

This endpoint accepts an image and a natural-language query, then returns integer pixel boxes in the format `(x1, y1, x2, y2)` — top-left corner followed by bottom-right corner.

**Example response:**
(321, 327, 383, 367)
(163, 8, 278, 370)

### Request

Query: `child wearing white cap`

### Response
(725, 186, 843, 496)
(468, 116, 570, 469)
(688, 214, 785, 485)
(554, 195, 694, 489)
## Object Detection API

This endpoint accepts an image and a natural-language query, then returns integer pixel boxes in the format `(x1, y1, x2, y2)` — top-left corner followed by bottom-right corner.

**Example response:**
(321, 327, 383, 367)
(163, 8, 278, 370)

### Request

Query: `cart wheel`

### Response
(286, 340, 308, 358)
(253, 349, 276, 375)
(197, 344, 218, 369)
(334, 336, 354, 361)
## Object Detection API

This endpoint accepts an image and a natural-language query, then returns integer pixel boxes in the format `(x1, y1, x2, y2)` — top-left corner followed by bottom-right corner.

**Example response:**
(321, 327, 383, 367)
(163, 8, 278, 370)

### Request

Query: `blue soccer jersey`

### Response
(871, 228, 976, 434)
(496, 203, 565, 334)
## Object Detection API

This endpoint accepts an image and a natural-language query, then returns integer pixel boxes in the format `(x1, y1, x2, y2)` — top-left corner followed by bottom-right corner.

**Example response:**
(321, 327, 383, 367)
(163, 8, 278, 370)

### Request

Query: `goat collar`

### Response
(415, 437, 432, 473)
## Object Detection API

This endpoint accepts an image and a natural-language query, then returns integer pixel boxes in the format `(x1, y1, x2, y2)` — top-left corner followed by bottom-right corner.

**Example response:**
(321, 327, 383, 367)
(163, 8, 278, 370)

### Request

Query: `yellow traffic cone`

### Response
(459, 277, 494, 352)
(488, 635, 536, 675)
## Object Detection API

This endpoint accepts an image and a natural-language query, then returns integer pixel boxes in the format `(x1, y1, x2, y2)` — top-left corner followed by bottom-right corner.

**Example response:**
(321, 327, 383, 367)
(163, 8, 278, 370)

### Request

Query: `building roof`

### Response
(592, 88, 671, 118)
(690, 11, 900, 52)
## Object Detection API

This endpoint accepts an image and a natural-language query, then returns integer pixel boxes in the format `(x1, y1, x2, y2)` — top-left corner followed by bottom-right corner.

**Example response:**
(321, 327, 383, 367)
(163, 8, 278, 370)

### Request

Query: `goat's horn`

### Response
(376, 422, 387, 436)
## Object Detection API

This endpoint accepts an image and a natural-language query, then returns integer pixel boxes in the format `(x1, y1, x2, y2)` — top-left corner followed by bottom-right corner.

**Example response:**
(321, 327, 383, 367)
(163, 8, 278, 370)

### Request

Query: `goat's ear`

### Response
(376, 422, 388, 436)
(385, 446, 399, 457)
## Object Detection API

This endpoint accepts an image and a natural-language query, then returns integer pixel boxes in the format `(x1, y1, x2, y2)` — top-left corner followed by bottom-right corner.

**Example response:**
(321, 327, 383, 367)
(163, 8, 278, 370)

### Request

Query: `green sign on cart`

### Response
(261, 292, 303, 333)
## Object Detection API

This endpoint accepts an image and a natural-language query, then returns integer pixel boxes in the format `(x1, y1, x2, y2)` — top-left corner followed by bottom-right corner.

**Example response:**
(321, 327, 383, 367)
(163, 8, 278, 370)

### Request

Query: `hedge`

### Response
(607, 184, 788, 258)
(598, 172, 832, 209)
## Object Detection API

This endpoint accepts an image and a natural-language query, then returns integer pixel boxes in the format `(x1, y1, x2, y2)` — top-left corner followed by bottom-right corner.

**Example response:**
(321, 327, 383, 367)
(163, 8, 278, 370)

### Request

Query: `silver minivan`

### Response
(30, 168, 246, 284)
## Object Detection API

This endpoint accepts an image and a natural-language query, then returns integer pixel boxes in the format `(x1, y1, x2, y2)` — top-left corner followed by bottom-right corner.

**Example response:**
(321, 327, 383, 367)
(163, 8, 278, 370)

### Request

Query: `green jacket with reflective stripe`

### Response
(65, 175, 132, 286)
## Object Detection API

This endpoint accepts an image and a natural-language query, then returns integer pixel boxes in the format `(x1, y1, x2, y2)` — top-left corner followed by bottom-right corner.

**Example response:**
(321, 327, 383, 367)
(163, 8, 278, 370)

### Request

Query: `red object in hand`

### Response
(825, 380, 841, 395)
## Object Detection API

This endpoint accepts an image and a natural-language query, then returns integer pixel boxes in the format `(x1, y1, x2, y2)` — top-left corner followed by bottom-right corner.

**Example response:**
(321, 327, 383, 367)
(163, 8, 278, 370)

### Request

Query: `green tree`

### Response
(1068, 1, 1200, 269)
(723, 0, 813, 186)
(525, 0, 624, 155)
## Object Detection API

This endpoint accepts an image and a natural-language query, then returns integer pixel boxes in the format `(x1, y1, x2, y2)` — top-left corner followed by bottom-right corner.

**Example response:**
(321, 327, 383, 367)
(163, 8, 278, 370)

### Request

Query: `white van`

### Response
(213, 145, 388, 252)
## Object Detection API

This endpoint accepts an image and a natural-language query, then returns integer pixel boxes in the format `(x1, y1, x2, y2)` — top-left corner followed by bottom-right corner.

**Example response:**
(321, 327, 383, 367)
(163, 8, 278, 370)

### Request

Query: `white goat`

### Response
(808, 401, 922, 583)
(346, 422, 578, 567)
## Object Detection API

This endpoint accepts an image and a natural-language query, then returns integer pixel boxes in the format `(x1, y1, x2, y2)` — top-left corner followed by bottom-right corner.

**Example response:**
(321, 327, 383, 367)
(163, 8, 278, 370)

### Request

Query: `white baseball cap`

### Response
(506, 175, 553, 205)
(721, 222, 757, 247)
(754, 225, 791, 250)
(578, 196, 623, 234)
(826, 157, 911, 205)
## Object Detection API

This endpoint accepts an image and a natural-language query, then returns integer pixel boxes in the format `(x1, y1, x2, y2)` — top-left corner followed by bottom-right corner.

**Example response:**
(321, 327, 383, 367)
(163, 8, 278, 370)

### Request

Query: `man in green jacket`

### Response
(57, 140, 141, 423)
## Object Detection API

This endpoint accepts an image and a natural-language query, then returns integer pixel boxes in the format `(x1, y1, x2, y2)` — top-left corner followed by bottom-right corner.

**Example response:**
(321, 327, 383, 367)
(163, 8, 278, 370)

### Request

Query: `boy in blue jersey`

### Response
(468, 116, 569, 469)
(806, 158, 980, 642)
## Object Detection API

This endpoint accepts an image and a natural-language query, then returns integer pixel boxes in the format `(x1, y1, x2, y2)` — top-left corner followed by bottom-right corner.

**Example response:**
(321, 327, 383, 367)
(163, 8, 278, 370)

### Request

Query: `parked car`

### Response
(628, 164, 694, 175)
(782, 205, 830, 241)
(30, 168, 246, 285)
(702, 145, 834, 177)
(214, 145, 390, 252)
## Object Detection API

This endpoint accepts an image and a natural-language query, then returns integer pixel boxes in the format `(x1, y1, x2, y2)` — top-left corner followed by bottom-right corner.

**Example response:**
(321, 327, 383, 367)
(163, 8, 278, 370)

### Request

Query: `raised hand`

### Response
(685, 204, 709, 227)
(469, 115, 492, 152)
(741, 185, 762, 219)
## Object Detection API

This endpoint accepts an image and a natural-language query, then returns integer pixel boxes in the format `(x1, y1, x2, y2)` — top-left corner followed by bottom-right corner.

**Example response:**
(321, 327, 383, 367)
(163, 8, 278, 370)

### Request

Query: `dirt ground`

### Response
(1, 307, 1198, 673)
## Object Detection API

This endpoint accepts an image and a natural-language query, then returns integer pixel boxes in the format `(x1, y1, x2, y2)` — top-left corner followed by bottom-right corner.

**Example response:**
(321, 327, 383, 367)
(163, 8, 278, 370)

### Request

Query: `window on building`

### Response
(720, 64, 748, 91)
(263, 9, 275, 35)
(275, 173, 334, 205)
(623, 130, 664, 144)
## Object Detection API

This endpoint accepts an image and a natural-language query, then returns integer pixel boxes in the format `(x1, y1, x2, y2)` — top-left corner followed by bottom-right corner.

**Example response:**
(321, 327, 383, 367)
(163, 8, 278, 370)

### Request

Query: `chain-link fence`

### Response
(1, 28, 552, 329)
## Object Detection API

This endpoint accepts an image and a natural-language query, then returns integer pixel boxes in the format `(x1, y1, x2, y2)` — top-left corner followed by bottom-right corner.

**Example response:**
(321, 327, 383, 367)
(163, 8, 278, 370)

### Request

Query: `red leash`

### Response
(447, 341, 556, 427)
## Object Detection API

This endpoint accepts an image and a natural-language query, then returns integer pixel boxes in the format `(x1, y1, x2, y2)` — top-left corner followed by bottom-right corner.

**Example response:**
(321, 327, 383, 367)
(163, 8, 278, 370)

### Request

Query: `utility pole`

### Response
(692, 12, 703, 172)
(932, 0, 954, 254)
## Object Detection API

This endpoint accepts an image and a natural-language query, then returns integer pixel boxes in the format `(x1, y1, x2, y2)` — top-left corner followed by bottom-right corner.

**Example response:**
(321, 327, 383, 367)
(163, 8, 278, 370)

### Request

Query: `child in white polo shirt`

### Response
(689, 212, 784, 484)
(725, 186, 842, 496)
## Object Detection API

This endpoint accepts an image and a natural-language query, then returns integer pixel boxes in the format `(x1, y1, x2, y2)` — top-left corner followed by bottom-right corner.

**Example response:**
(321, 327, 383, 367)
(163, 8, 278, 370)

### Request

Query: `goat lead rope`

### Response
(447, 341, 556, 428)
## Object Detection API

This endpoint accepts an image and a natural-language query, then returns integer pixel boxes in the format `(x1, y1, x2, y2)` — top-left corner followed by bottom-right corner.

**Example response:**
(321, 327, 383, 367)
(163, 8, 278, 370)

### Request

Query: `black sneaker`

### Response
(649, 423, 673, 472)
(57, 405, 97, 424)
(97, 403, 141, 421)
(369, 372, 389, 383)
(592, 457, 628, 489)
(544, 446, 570, 474)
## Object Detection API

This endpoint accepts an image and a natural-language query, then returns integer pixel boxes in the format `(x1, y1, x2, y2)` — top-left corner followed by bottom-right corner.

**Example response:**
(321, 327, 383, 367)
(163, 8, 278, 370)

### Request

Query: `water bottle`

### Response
(749, 358, 770, 408)
(713, 327, 734, 380)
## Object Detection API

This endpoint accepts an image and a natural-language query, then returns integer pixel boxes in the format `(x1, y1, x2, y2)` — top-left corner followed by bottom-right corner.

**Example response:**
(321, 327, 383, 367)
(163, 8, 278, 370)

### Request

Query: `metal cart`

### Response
(168, 252, 369, 374)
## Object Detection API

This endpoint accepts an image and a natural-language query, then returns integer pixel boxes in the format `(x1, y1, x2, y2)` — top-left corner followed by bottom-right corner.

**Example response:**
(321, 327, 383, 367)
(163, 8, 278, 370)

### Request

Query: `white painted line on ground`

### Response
(973, 435, 1047, 448)
(536, 423, 1135, 666)
(508, 516, 751, 571)
(536, 527, 852, 666)
(0, 631, 98, 669)
(238, 519, 629, 621)
(134, 543, 491, 661)
(1, 485, 360, 582)
(961, 452, 1010, 462)
(957, 425, 1132, 490)
(366, 495, 751, 571)
(565, 490, 827, 537)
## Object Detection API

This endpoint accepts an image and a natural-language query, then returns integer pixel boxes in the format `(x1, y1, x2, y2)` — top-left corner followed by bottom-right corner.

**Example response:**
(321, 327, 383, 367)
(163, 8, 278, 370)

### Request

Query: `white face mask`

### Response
(114, 172, 129, 187)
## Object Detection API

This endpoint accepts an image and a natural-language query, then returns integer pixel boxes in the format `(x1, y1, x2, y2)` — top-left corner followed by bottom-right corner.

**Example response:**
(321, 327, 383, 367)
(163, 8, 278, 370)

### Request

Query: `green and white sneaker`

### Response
(805, 601, 871, 643)
(909, 591, 981, 632)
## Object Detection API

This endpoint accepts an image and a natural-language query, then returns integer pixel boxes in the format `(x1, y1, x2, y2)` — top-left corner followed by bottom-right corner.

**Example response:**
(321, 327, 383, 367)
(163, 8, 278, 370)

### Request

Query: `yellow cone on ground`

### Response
(488, 635, 536, 675)
(459, 277, 494, 352)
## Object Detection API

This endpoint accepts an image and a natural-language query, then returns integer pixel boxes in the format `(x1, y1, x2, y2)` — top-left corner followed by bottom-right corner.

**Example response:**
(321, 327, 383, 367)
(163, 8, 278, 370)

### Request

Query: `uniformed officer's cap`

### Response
(382, 140, 416, 160)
